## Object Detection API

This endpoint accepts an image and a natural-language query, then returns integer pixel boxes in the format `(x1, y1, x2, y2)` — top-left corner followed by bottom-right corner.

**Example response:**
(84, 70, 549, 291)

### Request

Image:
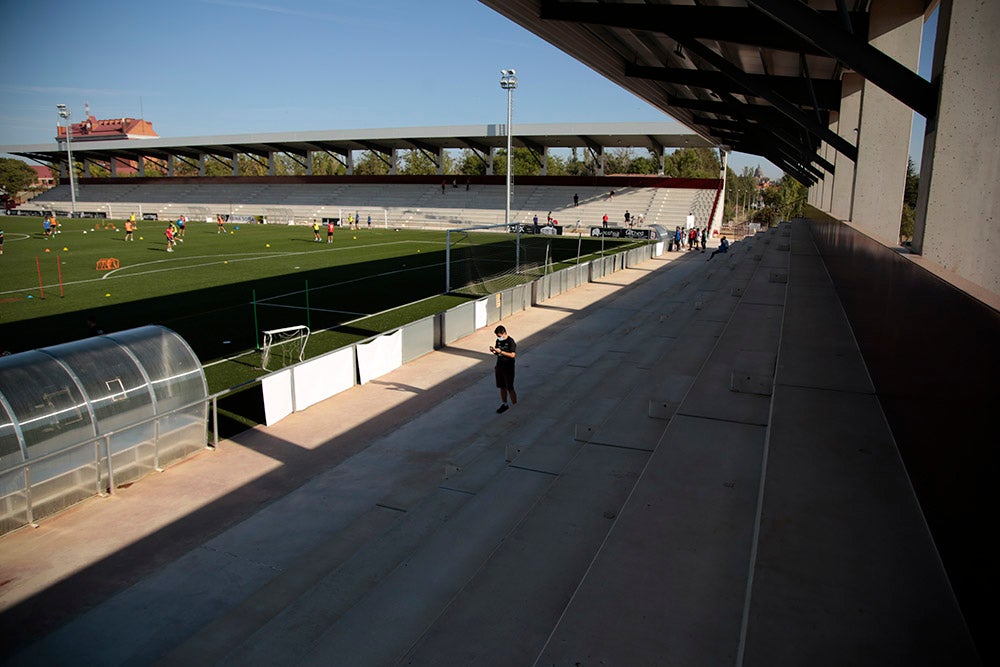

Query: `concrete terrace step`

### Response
(6, 237, 863, 666)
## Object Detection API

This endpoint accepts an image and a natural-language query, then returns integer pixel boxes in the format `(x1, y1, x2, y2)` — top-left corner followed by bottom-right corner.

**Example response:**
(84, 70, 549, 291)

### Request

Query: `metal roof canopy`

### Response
(1, 121, 711, 169)
(480, 0, 937, 185)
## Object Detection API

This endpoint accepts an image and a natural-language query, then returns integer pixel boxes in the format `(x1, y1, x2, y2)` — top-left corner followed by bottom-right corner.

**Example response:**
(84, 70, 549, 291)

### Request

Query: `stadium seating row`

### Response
(23, 183, 719, 231)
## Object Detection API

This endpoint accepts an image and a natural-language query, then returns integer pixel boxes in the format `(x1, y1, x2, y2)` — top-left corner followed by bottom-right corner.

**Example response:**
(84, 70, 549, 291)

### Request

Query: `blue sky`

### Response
(1, 0, 935, 179)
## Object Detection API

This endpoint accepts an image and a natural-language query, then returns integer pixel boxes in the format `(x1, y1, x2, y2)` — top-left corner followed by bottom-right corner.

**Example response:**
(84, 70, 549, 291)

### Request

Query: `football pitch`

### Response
(0, 216, 633, 391)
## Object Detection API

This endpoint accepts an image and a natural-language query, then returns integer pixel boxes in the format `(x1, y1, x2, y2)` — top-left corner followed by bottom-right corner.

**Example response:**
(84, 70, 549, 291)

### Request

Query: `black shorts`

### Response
(495, 364, 515, 390)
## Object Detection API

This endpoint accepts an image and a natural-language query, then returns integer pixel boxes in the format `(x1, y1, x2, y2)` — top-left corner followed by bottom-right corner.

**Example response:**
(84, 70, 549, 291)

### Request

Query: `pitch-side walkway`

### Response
(0, 222, 979, 666)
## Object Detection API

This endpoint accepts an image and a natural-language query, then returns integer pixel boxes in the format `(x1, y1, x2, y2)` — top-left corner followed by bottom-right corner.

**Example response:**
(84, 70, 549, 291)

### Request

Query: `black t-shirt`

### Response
(495, 336, 516, 367)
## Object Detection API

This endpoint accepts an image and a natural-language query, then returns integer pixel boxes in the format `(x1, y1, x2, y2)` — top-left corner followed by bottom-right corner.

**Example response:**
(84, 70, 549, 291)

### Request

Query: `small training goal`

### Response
(261, 325, 310, 370)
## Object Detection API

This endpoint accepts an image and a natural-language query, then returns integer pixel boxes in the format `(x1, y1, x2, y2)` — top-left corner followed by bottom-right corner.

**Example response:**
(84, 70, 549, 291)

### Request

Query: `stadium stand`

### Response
(0, 221, 975, 664)
(22, 182, 720, 231)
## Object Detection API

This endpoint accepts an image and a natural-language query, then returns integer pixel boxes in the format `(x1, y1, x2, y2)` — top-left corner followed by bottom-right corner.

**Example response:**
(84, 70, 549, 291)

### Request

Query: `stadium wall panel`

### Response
(261, 369, 294, 426)
(292, 347, 356, 412)
(401, 317, 435, 363)
(442, 301, 476, 344)
(357, 330, 403, 385)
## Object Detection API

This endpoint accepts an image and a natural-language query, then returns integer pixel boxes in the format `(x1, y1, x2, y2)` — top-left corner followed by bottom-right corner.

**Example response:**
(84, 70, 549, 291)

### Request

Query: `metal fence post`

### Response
(104, 435, 115, 495)
(212, 396, 219, 448)
(24, 466, 35, 526)
(154, 418, 162, 472)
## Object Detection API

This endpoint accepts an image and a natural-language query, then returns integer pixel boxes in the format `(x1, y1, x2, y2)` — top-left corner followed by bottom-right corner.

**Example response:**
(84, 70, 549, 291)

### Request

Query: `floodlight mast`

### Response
(56, 104, 77, 215)
(500, 69, 517, 230)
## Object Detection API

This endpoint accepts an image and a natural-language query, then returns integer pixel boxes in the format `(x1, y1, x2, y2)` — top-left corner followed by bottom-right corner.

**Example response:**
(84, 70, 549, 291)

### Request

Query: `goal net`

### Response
(445, 223, 557, 296)
(261, 325, 310, 370)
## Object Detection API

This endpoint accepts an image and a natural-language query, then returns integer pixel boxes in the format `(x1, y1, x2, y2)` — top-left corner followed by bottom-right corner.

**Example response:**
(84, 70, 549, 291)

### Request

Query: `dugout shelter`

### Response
(0, 325, 208, 533)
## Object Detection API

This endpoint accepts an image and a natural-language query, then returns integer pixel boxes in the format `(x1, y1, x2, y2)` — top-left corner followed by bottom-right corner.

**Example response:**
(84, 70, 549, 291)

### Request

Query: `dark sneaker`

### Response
(496, 404, 509, 414)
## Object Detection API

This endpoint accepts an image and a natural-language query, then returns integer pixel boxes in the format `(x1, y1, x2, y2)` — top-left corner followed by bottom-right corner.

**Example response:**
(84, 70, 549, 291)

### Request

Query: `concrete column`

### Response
(346, 151, 354, 176)
(830, 73, 862, 220)
(167, 154, 175, 177)
(231, 153, 239, 177)
(597, 148, 605, 176)
(58, 160, 68, 179)
(137, 157, 145, 177)
(541, 147, 548, 176)
(390, 149, 398, 175)
(82, 158, 92, 178)
(914, 0, 1000, 295)
(198, 154, 206, 177)
(487, 148, 494, 176)
(658, 149, 666, 175)
(437, 148, 445, 176)
(109, 158, 117, 177)
(268, 152, 276, 176)
(849, 0, 923, 245)
(305, 152, 313, 176)
(821, 125, 836, 213)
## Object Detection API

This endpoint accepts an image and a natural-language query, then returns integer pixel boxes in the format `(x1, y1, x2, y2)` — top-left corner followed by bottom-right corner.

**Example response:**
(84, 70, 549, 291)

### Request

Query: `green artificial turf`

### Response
(1, 216, 633, 396)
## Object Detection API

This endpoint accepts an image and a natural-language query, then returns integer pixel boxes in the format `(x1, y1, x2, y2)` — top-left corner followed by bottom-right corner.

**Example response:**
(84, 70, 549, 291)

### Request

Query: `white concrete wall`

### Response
(914, 0, 1000, 296)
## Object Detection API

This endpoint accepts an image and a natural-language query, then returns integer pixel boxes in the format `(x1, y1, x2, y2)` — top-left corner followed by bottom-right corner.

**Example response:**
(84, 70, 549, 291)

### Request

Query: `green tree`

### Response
(354, 150, 391, 175)
(900, 157, 919, 242)
(492, 147, 542, 177)
(456, 149, 487, 176)
(0, 158, 37, 196)
(311, 152, 346, 176)
(727, 166, 759, 222)
(665, 147, 721, 178)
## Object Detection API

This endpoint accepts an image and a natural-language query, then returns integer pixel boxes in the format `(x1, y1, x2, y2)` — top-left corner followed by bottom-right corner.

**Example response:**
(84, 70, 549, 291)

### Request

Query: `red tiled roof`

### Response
(56, 116, 158, 141)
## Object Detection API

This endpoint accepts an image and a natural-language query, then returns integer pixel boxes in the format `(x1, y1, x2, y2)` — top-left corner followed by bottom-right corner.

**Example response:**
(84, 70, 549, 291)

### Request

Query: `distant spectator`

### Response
(441, 180, 446, 194)
(0, 228, 4, 255)
(609, 189, 615, 199)
(602, 213, 609, 228)
(624, 210, 631, 227)
(573, 193, 579, 207)
(367, 215, 372, 229)
(708, 236, 730, 260)
(533, 213, 538, 226)
(701, 228, 707, 251)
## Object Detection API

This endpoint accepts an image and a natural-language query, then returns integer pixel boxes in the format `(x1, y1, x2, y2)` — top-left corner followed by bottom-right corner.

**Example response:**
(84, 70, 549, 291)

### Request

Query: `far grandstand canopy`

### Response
(1, 122, 714, 175)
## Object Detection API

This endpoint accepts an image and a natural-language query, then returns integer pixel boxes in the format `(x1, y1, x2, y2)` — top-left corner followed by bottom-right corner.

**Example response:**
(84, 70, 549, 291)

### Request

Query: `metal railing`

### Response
(1, 393, 225, 531)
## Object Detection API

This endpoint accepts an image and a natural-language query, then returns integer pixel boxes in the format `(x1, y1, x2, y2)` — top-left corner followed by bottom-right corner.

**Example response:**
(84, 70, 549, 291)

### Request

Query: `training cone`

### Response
(63, 247, 68, 251)
(265, 243, 270, 248)
(105, 293, 111, 297)
(44, 248, 50, 253)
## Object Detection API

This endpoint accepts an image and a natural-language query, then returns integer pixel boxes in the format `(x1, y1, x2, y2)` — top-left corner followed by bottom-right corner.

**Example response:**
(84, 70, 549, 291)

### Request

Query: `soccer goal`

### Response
(445, 222, 556, 295)
(261, 325, 310, 370)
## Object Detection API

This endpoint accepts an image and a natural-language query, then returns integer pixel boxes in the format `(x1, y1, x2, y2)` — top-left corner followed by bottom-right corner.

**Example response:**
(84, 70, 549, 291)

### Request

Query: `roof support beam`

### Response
(746, 0, 937, 119)
(670, 36, 857, 162)
(625, 64, 842, 110)
(539, 1, 867, 56)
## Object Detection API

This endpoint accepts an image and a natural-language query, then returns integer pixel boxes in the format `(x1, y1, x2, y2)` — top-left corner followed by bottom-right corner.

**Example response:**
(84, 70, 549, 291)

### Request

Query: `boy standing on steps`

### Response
(490, 325, 517, 414)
